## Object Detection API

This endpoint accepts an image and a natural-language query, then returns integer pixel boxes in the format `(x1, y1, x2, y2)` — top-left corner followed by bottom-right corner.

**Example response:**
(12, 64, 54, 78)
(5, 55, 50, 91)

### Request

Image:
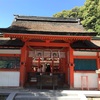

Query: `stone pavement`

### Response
(0, 87, 100, 100)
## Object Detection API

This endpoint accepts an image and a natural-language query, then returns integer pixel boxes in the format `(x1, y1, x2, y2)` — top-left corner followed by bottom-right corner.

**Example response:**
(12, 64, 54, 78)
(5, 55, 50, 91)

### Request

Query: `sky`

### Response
(0, 0, 85, 28)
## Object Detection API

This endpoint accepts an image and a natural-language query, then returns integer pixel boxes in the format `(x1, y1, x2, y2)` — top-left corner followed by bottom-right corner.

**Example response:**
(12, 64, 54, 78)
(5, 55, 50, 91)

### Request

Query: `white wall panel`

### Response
(0, 49, 21, 54)
(0, 71, 20, 86)
(74, 51, 96, 56)
(74, 73, 98, 88)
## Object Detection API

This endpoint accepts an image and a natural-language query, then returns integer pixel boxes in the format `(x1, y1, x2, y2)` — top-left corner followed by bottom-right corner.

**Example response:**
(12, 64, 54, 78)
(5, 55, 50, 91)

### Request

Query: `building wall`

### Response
(74, 72, 98, 89)
(0, 49, 21, 87)
(0, 49, 21, 54)
(0, 71, 20, 86)
(73, 51, 97, 56)
(73, 51, 99, 89)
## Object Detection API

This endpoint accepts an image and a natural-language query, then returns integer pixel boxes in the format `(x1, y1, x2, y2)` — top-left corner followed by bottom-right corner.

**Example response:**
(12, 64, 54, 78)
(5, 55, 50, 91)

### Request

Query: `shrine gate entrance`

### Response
(4, 33, 91, 88)
(27, 47, 69, 89)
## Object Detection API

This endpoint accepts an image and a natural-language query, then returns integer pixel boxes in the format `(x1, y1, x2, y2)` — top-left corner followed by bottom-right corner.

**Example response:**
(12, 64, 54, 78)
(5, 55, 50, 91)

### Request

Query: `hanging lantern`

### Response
(52, 51, 59, 58)
(35, 50, 43, 58)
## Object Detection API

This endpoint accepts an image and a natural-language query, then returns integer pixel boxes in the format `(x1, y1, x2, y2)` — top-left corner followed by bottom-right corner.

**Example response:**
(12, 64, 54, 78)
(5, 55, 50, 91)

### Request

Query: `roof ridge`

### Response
(14, 15, 79, 23)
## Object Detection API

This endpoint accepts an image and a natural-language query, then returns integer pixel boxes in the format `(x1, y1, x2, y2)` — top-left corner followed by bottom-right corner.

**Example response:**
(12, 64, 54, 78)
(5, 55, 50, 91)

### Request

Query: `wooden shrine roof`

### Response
(10, 16, 86, 33)
(0, 38, 99, 50)
(0, 39, 24, 47)
(71, 40, 100, 50)
(0, 15, 97, 36)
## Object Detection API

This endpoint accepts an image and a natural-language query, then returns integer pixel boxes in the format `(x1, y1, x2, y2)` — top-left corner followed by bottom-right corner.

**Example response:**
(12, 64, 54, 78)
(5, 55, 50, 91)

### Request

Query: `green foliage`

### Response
(53, 7, 80, 18)
(81, 0, 100, 35)
(95, 19, 100, 34)
(53, 0, 100, 35)
(53, 10, 71, 18)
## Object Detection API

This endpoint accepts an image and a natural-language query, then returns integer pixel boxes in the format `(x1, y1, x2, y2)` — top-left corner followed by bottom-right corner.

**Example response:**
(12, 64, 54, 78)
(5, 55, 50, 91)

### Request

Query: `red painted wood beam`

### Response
(20, 45, 27, 87)
(69, 47, 74, 89)
(26, 42, 69, 47)
(4, 33, 91, 41)
(97, 52, 100, 78)
(0, 54, 20, 57)
(74, 56, 97, 59)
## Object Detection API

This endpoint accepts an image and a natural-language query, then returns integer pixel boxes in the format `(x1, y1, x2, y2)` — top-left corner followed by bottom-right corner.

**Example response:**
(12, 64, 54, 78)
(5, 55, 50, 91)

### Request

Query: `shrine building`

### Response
(0, 15, 100, 90)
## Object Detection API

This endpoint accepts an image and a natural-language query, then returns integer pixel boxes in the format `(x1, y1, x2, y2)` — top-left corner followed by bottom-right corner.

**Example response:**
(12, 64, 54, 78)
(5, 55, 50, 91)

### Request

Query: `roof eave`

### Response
(0, 28, 97, 36)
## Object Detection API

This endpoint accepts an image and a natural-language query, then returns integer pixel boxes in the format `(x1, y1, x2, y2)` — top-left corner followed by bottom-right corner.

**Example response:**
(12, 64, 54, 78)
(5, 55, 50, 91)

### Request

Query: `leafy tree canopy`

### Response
(53, 0, 100, 35)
